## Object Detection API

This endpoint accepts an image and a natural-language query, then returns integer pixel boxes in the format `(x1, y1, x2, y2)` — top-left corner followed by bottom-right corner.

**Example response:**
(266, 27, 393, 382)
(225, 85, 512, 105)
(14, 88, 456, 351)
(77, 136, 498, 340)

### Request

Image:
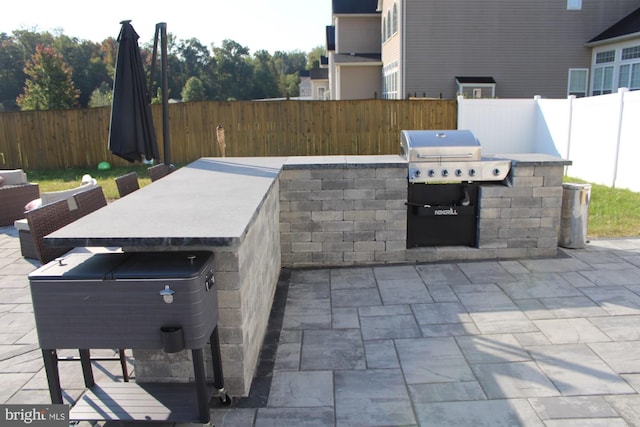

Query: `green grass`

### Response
(21, 169, 640, 238)
(564, 177, 640, 239)
(26, 165, 157, 201)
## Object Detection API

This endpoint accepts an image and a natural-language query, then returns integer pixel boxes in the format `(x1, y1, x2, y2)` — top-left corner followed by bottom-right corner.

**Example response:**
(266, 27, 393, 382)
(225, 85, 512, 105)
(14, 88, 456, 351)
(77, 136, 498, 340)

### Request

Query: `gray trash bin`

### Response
(558, 183, 591, 249)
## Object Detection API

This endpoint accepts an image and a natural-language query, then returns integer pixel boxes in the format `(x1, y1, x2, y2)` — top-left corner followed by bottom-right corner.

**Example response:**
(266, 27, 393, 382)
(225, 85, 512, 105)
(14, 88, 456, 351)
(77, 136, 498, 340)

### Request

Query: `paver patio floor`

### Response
(1, 226, 640, 426)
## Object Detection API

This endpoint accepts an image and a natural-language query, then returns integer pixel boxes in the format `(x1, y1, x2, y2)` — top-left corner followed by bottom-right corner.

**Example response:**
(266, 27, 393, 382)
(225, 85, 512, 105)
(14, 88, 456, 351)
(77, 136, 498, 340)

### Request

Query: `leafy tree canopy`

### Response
(181, 76, 205, 102)
(16, 44, 80, 110)
(1, 28, 319, 111)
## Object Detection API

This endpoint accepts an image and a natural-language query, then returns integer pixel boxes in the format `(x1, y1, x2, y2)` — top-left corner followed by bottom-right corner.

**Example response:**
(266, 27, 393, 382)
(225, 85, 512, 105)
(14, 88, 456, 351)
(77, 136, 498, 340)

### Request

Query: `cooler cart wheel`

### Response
(219, 391, 233, 406)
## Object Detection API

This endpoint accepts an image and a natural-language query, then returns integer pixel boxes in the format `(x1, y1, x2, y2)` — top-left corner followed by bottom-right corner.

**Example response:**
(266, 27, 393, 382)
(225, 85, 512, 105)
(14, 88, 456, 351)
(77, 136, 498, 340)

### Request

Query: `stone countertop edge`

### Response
(283, 155, 406, 169)
(492, 153, 572, 166)
(46, 235, 238, 249)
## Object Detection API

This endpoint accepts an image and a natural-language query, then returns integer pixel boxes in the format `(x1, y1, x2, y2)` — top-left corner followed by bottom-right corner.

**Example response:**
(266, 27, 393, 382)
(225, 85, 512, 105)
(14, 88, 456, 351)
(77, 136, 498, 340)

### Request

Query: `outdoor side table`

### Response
(28, 251, 230, 425)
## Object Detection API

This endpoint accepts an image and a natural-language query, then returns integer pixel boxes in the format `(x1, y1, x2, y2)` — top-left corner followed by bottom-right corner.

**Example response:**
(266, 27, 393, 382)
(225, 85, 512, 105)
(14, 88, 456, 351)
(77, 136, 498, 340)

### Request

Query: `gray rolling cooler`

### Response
(29, 251, 230, 425)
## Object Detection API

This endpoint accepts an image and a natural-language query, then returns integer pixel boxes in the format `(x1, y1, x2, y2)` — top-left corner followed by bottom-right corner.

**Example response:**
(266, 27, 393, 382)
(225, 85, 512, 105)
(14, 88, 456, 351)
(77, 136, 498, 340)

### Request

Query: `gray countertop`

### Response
(494, 153, 572, 166)
(46, 157, 287, 248)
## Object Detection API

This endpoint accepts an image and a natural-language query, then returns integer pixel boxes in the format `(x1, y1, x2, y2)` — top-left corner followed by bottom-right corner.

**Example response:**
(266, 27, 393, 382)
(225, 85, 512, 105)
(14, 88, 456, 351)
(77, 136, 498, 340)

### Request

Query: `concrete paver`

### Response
(2, 226, 640, 426)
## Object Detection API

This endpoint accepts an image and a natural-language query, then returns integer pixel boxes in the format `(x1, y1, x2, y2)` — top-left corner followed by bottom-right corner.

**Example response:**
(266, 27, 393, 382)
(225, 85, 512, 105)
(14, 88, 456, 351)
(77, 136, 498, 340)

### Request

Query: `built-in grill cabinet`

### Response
(407, 182, 479, 248)
(400, 130, 512, 249)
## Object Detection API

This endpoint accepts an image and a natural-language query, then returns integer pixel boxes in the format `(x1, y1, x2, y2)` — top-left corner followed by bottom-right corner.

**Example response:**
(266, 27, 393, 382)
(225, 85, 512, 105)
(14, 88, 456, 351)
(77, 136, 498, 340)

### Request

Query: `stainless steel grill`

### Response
(400, 130, 511, 183)
(400, 130, 512, 248)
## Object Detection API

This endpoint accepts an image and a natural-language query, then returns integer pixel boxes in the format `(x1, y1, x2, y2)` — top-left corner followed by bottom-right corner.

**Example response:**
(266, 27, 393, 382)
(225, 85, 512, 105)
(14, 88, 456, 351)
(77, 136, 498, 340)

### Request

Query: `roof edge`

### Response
(333, 13, 381, 17)
(585, 32, 640, 47)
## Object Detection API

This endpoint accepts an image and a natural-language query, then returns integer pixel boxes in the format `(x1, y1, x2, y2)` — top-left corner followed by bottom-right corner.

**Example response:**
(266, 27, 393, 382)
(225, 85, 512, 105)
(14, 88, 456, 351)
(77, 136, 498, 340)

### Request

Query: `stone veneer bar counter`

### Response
(46, 153, 570, 396)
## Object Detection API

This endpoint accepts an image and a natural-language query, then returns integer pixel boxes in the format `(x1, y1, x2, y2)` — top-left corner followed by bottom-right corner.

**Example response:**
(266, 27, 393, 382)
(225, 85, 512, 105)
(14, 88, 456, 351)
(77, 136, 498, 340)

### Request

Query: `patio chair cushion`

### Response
(25, 175, 98, 211)
(14, 218, 29, 231)
(0, 169, 27, 186)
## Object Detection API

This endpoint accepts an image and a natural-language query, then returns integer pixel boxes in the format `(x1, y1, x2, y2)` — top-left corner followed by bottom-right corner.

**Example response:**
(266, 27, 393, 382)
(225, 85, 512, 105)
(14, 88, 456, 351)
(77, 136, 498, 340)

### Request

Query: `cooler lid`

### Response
(111, 251, 214, 279)
(28, 252, 130, 281)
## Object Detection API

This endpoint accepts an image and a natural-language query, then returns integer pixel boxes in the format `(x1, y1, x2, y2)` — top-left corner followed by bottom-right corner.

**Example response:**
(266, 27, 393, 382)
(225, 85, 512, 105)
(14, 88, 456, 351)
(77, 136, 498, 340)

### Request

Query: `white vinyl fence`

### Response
(457, 89, 640, 193)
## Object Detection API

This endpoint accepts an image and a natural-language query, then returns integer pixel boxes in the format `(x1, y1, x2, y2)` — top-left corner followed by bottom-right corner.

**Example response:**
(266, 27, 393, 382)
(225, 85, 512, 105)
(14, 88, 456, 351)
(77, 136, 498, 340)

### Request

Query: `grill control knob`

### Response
(428, 169, 436, 177)
(442, 169, 449, 177)
(414, 170, 421, 178)
(493, 168, 501, 176)
(469, 168, 477, 177)
(455, 169, 463, 177)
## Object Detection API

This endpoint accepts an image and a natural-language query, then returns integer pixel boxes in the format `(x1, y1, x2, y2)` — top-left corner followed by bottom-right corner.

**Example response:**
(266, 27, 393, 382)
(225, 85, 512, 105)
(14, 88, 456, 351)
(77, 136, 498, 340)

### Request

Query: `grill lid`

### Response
(400, 130, 481, 162)
(399, 129, 512, 183)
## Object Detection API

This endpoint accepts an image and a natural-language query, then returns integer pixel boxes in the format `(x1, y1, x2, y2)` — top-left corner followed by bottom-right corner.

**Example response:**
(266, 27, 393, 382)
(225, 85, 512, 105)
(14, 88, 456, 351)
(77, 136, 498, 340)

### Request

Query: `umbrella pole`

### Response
(159, 23, 171, 167)
(152, 23, 171, 167)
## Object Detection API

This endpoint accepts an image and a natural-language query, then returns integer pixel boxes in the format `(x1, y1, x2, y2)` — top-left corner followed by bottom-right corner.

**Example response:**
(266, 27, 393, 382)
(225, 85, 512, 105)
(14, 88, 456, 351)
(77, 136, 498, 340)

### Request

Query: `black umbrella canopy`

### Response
(108, 20, 159, 163)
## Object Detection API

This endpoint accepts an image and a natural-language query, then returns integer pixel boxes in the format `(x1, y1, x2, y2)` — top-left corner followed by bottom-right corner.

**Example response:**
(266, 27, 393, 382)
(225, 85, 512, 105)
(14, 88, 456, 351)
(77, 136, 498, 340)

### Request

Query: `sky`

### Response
(1, 0, 333, 53)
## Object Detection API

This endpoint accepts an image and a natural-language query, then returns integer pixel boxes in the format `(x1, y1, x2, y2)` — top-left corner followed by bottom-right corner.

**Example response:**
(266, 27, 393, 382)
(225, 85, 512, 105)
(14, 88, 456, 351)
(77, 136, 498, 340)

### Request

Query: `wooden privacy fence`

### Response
(0, 99, 457, 170)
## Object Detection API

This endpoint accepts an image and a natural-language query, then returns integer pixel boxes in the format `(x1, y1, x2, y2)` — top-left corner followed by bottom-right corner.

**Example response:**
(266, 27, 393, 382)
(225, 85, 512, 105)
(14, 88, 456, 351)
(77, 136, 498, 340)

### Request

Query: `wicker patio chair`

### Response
(71, 185, 107, 221)
(0, 181, 40, 226)
(15, 219, 37, 259)
(24, 198, 75, 264)
(148, 163, 173, 182)
(115, 172, 139, 198)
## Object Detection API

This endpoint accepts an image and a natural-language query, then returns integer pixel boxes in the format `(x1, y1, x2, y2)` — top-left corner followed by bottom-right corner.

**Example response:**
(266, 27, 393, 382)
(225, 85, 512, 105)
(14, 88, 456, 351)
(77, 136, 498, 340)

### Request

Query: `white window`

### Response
(568, 69, 588, 97)
(392, 2, 398, 35)
(596, 50, 615, 64)
(387, 11, 392, 40)
(567, 0, 582, 10)
(382, 17, 387, 42)
(619, 45, 640, 91)
(383, 62, 399, 99)
(592, 67, 614, 95)
(621, 45, 640, 61)
(592, 50, 615, 96)
(318, 87, 326, 100)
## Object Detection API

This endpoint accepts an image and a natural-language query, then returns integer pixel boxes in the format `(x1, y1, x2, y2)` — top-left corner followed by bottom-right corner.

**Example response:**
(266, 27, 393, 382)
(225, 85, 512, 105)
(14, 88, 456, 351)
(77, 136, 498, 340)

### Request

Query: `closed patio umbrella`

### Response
(108, 20, 159, 163)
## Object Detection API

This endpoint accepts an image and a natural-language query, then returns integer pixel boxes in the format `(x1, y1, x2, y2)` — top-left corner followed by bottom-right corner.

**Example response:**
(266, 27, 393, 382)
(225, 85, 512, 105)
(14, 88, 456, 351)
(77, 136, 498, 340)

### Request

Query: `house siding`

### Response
(335, 16, 382, 54)
(402, 0, 640, 99)
(382, 30, 401, 64)
(338, 66, 382, 99)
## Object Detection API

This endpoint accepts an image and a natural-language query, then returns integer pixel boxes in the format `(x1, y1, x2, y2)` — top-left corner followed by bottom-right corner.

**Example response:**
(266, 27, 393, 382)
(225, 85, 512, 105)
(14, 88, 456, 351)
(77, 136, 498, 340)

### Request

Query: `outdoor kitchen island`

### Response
(45, 153, 570, 401)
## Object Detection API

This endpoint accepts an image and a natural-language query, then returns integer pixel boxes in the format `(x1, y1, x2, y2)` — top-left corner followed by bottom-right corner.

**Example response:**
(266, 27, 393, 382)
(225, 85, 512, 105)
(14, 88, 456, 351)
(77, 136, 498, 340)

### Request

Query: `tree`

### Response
(212, 39, 254, 100)
(250, 50, 280, 99)
(54, 35, 108, 107)
(178, 38, 210, 80)
(181, 76, 205, 101)
(17, 44, 80, 110)
(280, 73, 300, 98)
(12, 29, 55, 59)
(88, 81, 112, 107)
(3, 27, 317, 106)
(271, 50, 306, 97)
(307, 45, 326, 70)
(0, 33, 25, 110)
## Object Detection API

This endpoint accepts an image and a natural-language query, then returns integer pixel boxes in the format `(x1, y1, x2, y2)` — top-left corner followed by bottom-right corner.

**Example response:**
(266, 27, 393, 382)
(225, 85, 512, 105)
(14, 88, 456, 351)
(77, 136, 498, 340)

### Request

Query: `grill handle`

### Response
(407, 202, 467, 208)
(406, 202, 431, 208)
(416, 153, 474, 159)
